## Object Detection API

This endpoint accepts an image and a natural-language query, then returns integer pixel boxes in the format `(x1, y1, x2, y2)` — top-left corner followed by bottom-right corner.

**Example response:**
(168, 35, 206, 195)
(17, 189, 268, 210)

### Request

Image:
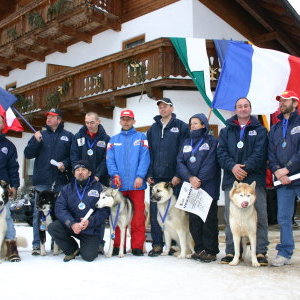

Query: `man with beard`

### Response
(269, 90, 300, 267)
(217, 97, 269, 266)
(24, 108, 73, 255)
(48, 161, 109, 262)
(71, 112, 110, 254)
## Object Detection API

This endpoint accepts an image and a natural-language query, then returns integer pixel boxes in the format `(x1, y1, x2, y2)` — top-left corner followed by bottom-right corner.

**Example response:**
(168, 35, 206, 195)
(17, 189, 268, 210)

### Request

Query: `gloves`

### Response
(113, 175, 121, 188)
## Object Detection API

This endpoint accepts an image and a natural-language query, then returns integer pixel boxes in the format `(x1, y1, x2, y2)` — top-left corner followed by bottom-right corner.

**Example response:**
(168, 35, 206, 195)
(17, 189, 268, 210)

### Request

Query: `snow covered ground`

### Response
(1, 224, 300, 300)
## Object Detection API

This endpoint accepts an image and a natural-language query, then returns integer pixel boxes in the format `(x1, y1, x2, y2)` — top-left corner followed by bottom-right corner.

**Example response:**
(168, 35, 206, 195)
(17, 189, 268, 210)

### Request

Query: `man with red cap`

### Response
(269, 90, 300, 266)
(24, 108, 73, 255)
(106, 109, 150, 256)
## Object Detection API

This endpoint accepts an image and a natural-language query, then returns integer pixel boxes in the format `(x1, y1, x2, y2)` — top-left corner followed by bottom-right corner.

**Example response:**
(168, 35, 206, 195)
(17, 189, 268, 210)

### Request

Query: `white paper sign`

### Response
(273, 172, 300, 186)
(175, 181, 213, 222)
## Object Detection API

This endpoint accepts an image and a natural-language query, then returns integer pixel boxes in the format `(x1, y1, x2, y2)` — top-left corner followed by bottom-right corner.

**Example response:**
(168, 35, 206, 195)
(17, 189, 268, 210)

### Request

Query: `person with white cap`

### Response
(269, 90, 300, 266)
(24, 108, 73, 255)
(146, 98, 189, 257)
(106, 109, 150, 256)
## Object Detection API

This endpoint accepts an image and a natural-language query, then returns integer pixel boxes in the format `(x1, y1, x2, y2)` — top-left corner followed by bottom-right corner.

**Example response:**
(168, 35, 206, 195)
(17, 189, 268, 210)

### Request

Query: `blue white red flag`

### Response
(212, 42, 300, 115)
(0, 87, 24, 133)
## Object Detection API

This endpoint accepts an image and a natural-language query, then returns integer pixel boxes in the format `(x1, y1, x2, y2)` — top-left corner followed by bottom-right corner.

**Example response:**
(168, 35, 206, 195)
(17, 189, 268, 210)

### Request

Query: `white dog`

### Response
(95, 187, 133, 258)
(229, 181, 260, 267)
(152, 182, 194, 258)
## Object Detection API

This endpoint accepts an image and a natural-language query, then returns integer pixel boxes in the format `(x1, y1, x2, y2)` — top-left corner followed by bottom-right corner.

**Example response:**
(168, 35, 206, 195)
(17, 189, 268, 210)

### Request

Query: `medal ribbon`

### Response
(190, 138, 204, 156)
(282, 119, 288, 140)
(75, 177, 91, 203)
(110, 203, 121, 232)
(86, 138, 97, 151)
(158, 198, 172, 224)
(39, 210, 51, 223)
(239, 125, 247, 141)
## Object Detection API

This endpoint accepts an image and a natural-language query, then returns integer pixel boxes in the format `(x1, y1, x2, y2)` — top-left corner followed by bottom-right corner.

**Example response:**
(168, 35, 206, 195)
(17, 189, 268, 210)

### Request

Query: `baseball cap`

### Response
(120, 109, 134, 119)
(156, 98, 173, 106)
(45, 108, 62, 117)
(276, 90, 299, 102)
(73, 160, 91, 172)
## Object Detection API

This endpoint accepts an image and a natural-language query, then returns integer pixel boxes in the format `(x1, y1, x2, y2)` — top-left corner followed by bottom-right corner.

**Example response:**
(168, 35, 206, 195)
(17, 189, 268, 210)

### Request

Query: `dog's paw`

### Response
(161, 251, 168, 256)
(40, 251, 46, 256)
(106, 254, 112, 258)
(229, 259, 239, 266)
(118, 254, 125, 258)
(52, 251, 60, 256)
(252, 261, 260, 267)
(177, 254, 186, 259)
(186, 254, 192, 259)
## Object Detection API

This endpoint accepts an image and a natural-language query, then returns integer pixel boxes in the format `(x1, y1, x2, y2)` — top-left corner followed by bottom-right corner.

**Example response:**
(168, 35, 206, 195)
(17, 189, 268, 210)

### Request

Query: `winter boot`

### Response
(6, 240, 21, 262)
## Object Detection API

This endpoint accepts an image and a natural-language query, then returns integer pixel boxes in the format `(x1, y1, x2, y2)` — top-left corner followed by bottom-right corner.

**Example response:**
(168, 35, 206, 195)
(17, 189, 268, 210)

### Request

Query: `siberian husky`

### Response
(229, 181, 260, 267)
(36, 190, 59, 256)
(152, 182, 194, 258)
(95, 187, 133, 258)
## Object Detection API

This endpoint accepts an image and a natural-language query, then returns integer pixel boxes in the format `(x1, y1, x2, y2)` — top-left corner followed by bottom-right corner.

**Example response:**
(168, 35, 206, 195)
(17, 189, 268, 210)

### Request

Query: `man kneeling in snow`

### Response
(48, 160, 109, 262)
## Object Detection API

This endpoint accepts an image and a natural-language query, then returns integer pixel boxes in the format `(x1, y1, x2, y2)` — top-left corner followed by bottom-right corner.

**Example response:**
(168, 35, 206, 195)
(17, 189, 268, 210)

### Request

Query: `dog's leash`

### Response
(110, 203, 121, 240)
(158, 198, 171, 231)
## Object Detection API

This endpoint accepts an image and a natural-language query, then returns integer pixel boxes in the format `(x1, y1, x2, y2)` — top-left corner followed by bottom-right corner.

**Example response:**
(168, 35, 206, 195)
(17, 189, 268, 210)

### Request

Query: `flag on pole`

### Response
(0, 87, 24, 133)
(212, 41, 300, 115)
(170, 37, 226, 124)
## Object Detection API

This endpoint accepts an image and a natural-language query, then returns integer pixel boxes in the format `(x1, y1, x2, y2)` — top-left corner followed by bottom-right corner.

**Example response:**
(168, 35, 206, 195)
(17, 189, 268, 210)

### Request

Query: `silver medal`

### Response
(87, 149, 93, 156)
(237, 141, 244, 149)
(40, 223, 46, 231)
(282, 141, 287, 148)
(78, 202, 86, 210)
(189, 156, 196, 163)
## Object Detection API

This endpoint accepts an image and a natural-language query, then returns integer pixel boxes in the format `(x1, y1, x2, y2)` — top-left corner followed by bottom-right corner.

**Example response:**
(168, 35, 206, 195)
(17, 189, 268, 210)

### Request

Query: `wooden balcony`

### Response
(11, 38, 220, 131)
(0, 0, 121, 76)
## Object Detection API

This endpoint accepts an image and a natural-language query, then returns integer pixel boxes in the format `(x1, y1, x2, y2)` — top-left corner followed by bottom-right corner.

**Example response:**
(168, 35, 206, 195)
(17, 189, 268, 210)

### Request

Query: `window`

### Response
(122, 34, 145, 50)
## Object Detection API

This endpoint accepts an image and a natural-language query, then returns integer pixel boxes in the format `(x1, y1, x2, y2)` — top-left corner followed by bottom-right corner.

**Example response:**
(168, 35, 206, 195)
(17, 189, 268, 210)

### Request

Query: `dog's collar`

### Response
(158, 198, 172, 224)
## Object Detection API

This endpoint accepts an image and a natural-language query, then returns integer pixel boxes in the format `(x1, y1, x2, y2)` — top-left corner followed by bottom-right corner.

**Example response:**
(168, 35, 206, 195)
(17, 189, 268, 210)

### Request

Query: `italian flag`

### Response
(170, 37, 226, 124)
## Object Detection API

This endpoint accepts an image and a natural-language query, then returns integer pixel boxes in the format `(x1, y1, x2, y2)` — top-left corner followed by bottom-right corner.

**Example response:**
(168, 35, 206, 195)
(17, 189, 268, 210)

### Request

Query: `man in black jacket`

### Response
(70, 112, 110, 254)
(217, 97, 269, 266)
(24, 108, 73, 255)
(147, 98, 189, 256)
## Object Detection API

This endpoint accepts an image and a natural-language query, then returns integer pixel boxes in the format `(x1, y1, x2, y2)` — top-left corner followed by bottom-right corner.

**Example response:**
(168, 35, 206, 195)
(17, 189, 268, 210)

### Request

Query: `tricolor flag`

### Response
(170, 37, 226, 124)
(0, 87, 24, 133)
(212, 41, 300, 115)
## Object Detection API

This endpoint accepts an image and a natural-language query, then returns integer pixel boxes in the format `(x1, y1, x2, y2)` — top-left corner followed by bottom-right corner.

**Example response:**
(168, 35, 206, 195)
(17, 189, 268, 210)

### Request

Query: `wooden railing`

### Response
(12, 38, 220, 117)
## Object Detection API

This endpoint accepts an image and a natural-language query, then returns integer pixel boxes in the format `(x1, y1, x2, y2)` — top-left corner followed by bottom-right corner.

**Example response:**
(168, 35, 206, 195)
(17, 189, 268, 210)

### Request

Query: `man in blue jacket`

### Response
(24, 108, 73, 255)
(217, 97, 269, 266)
(0, 115, 21, 262)
(147, 98, 189, 256)
(269, 90, 300, 267)
(106, 109, 150, 256)
(48, 160, 109, 262)
(70, 112, 110, 254)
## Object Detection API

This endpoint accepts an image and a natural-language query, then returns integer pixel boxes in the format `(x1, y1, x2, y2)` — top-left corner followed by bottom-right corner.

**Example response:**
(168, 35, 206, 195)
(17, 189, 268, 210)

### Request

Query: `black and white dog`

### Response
(36, 190, 59, 256)
(0, 181, 9, 261)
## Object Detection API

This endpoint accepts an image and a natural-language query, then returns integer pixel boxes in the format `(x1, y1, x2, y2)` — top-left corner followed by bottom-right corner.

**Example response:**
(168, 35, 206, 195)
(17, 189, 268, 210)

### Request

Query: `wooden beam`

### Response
(35, 37, 67, 53)
(252, 31, 278, 45)
(61, 111, 84, 124)
(145, 86, 163, 100)
(83, 103, 113, 119)
(0, 69, 9, 76)
(0, 56, 26, 70)
(59, 24, 92, 43)
(110, 96, 126, 108)
(15, 48, 45, 62)
(88, 10, 121, 31)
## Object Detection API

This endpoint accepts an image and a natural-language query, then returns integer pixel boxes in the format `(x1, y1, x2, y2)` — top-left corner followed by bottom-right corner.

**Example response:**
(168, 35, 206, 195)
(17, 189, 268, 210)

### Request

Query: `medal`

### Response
(237, 141, 244, 149)
(111, 233, 115, 240)
(189, 156, 196, 163)
(281, 119, 288, 149)
(78, 202, 86, 210)
(87, 149, 93, 156)
(40, 223, 46, 231)
(282, 141, 287, 148)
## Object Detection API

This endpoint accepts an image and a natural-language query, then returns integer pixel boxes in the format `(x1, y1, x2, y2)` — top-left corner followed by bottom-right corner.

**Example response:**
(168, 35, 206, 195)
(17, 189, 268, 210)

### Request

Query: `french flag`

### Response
(0, 87, 24, 133)
(212, 41, 300, 115)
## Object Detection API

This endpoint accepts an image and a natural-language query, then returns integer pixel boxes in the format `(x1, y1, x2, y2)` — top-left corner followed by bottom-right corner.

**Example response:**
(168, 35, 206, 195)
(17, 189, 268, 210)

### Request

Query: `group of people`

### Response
(0, 90, 299, 267)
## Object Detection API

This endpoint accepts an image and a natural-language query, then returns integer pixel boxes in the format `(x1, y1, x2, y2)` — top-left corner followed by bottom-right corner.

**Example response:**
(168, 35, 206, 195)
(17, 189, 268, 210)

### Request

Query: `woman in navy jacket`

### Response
(177, 113, 220, 263)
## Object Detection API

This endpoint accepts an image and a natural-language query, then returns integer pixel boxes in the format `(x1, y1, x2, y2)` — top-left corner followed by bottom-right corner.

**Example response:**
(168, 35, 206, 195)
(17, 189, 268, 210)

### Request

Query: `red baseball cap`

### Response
(45, 108, 62, 117)
(120, 109, 134, 119)
(276, 90, 299, 102)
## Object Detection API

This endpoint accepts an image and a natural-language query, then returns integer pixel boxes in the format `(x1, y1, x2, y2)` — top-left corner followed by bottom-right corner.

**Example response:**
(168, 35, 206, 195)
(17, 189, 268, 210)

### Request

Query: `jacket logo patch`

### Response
(133, 139, 141, 146)
(97, 141, 106, 148)
(142, 140, 149, 147)
(170, 127, 179, 133)
(183, 145, 192, 153)
(114, 143, 122, 146)
(199, 143, 209, 151)
(60, 135, 69, 141)
(248, 130, 257, 136)
(88, 190, 100, 197)
(1, 147, 8, 155)
(291, 126, 300, 135)
(77, 137, 85, 146)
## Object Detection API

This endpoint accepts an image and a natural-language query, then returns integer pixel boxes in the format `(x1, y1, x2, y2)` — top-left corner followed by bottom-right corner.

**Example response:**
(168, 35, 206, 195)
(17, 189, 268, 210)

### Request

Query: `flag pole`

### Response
(207, 107, 213, 122)
(12, 107, 37, 133)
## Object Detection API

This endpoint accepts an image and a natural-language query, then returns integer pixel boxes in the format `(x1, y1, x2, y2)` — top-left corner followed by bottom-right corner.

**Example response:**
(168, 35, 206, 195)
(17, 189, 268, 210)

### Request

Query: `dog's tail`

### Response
(16, 236, 28, 248)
